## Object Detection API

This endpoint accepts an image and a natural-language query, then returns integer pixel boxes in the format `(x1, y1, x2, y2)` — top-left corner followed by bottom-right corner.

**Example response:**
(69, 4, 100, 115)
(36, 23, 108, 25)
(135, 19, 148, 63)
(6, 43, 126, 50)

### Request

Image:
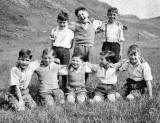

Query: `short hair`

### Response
(18, 49, 32, 59)
(127, 44, 141, 55)
(75, 7, 87, 16)
(107, 7, 118, 14)
(42, 48, 56, 57)
(57, 10, 69, 21)
(100, 51, 115, 62)
(72, 52, 83, 60)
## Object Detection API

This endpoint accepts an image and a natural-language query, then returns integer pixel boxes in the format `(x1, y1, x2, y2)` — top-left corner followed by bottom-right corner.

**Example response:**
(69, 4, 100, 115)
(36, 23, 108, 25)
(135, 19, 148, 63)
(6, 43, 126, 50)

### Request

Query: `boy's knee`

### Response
(107, 93, 116, 102)
(126, 94, 135, 100)
(77, 94, 86, 103)
(67, 94, 75, 103)
(93, 95, 103, 103)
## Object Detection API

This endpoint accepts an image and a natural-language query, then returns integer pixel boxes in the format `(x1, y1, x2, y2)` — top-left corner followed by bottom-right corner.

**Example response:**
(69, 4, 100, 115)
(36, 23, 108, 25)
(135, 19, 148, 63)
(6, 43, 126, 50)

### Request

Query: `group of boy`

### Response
(6, 7, 153, 111)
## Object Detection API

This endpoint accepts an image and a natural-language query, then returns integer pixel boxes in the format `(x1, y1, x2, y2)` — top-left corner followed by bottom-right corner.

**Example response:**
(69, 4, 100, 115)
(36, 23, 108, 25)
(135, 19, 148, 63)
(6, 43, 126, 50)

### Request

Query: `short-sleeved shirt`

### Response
(50, 26, 74, 49)
(89, 64, 117, 85)
(119, 60, 153, 81)
(35, 62, 66, 93)
(10, 61, 39, 90)
(100, 21, 124, 43)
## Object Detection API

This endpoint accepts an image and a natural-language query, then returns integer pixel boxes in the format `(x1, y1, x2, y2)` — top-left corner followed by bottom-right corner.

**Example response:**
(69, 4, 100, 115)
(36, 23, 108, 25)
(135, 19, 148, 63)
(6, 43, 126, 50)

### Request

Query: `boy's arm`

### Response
(50, 28, 56, 48)
(92, 19, 104, 34)
(68, 22, 76, 31)
(114, 59, 129, 71)
(10, 68, 24, 105)
(58, 65, 68, 75)
(146, 80, 153, 98)
(143, 62, 153, 98)
(15, 85, 23, 102)
(85, 62, 99, 73)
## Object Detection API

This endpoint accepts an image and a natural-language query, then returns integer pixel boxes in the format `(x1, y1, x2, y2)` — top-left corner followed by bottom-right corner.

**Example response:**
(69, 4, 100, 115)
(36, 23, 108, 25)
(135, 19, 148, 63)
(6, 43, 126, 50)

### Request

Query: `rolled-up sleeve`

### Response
(10, 68, 20, 86)
(143, 62, 153, 81)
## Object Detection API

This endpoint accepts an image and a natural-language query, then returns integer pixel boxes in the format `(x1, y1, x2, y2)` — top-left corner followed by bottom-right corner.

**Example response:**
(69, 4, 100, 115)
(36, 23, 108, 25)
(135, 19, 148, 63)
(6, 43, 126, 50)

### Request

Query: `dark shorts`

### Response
(102, 42, 120, 63)
(66, 85, 86, 95)
(52, 46, 70, 93)
(73, 44, 93, 62)
(121, 78, 147, 97)
(94, 83, 116, 98)
(52, 46, 70, 65)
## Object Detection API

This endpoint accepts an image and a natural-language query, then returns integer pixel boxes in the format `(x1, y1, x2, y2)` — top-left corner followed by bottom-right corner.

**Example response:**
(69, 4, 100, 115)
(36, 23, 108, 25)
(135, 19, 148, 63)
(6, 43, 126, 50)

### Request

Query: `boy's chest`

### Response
(106, 24, 120, 34)
(36, 66, 59, 78)
(128, 65, 143, 76)
(68, 68, 86, 80)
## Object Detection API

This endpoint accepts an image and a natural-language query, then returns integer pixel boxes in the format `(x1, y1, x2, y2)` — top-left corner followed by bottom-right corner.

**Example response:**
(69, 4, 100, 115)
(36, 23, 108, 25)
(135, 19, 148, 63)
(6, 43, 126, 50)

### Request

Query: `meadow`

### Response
(0, 0, 160, 122)
(0, 30, 160, 123)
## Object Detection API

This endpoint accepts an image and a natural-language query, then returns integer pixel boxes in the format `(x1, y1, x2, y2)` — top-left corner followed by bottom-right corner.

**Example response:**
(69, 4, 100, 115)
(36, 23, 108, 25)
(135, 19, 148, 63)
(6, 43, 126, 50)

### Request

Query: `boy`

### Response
(35, 48, 66, 106)
(100, 7, 125, 63)
(50, 11, 74, 93)
(89, 51, 120, 102)
(7, 49, 37, 111)
(119, 44, 153, 100)
(69, 7, 102, 81)
(66, 53, 91, 104)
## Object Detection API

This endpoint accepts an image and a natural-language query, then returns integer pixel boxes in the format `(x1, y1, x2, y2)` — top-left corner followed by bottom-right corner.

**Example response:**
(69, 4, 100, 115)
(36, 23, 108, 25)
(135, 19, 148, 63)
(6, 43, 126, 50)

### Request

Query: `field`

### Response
(0, 0, 160, 123)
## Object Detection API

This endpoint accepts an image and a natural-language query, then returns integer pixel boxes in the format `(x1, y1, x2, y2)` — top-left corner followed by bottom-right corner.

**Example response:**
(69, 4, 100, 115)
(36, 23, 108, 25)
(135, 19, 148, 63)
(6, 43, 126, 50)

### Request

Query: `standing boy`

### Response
(69, 7, 102, 81)
(50, 11, 74, 93)
(7, 49, 37, 111)
(101, 7, 125, 63)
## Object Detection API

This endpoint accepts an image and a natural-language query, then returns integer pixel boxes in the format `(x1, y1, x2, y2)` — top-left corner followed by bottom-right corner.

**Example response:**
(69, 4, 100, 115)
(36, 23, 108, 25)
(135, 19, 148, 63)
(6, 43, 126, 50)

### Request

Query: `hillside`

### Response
(0, 0, 110, 39)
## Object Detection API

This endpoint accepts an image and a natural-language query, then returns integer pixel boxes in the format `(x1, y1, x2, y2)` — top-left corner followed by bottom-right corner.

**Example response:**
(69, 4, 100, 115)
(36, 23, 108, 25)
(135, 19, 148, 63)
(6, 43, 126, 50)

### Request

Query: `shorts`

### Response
(94, 83, 116, 98)
(121, 78, 147, 98)
(39, 88, 64, 106)
(73, 44, 93, 62)
(52, 46, 70, 65)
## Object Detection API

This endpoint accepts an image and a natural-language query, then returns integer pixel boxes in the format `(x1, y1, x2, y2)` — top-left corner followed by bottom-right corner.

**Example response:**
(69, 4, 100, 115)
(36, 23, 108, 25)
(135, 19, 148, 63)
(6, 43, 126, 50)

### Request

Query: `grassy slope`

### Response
(0, 0, 160, 122)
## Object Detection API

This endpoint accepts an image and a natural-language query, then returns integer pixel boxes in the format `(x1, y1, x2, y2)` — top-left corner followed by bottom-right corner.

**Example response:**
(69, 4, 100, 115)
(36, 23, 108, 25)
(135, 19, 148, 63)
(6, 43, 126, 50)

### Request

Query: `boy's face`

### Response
(71, 56, 83, 69)
(18, 57, 31, 70)
(128, 51, 140, 65)
(107, 12, 118, 23)
(57, 20, 68, 29)
(42, 53, 53, 66)
(77, 10, 89, 23)
(99, 55, 109, 67)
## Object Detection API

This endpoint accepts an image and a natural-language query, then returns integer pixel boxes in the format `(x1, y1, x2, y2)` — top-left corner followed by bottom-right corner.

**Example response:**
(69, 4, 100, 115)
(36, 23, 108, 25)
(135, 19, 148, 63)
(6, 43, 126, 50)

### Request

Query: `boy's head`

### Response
(71, 52, 83, 69)
(17, 49, 32, 70)
(75, 7, 89, 23)
(41, 48, 56, 66)
(107, 7, 118, 23)
(99, 51, 115, 67)
(127, 44, 141, 65)
(57, 11, 69, 29)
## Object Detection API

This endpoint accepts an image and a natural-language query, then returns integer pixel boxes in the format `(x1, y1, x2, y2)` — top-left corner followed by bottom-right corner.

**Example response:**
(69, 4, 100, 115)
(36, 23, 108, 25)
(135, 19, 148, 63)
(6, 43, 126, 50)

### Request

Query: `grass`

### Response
(0, 34, 160, 123)
(0, 0, 160, 122)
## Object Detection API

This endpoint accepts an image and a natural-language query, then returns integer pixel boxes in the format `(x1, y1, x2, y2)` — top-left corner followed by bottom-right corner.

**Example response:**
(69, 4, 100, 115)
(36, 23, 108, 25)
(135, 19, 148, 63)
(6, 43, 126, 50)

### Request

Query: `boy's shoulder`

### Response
(11, 66, 21, 76)
(28, 60, 40, 70)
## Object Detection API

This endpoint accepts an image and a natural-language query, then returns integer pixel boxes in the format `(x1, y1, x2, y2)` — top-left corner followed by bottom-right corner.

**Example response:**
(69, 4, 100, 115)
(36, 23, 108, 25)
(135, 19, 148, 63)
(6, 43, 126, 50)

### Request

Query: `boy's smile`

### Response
(42, 54, 53, 66)
(57, 20, 68, 29)
(18, 57, 31, 70)
(77, 10, 89, 23)
(128, 52, 140, 65)
(71, 56, 83, 69)
(108, 12, 118, 23)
